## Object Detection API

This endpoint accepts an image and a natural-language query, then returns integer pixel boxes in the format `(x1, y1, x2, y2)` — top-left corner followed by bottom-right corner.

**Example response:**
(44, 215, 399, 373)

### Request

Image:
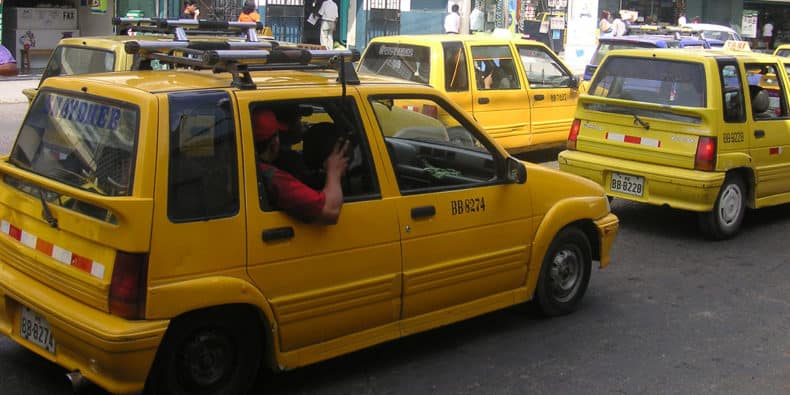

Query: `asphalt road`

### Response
(0, 103, 787, 395)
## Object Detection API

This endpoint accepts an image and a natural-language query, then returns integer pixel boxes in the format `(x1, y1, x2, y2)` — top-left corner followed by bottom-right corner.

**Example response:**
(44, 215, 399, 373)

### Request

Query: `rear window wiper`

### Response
(632, 113, 650, 130)
(38, 188, 58, 229)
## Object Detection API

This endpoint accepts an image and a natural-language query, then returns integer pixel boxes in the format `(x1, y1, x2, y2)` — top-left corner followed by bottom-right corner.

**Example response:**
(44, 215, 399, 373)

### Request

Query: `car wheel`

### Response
(146, 306, 262, 395)
(534, 227, 592, 316)
(698, 175, 746, 240)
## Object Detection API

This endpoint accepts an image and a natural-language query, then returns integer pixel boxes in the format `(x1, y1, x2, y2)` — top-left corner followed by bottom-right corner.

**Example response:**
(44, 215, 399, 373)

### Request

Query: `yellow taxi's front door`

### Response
(516, 44, 579, 148)
(366, 94, 534, 333)
(238, 90, 402, 355)
(468, 43, 532, 151)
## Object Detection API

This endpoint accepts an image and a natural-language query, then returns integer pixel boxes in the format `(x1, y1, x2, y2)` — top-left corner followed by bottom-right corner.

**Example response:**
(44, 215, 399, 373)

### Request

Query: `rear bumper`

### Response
(558, 150, 726, 212)
(594, 213, 619, 269)
(0, 259, 167, 395)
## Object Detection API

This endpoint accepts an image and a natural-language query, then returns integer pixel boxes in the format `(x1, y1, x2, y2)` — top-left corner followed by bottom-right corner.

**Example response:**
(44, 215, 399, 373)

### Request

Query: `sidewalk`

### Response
(0, 73, 40, 104)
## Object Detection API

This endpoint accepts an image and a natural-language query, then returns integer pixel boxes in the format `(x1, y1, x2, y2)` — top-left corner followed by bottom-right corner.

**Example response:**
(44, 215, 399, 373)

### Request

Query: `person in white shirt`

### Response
(612, 16, 626, 37)
(678, 12, 687, 26)
(470, 4, 484, 33)
(763, 20, 774, 49)
(318, 0, 338, 50)
(444, 4, 461, 34)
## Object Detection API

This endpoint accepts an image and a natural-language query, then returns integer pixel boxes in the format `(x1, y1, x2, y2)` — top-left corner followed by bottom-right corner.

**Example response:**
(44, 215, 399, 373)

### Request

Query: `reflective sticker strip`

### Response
(0, 220, 106, 279)
(769, 147, 783, 155)
(606, 132, 661, 148)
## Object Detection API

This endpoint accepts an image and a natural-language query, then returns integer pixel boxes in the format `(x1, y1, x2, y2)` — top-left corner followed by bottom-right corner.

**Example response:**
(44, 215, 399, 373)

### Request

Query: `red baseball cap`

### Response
(253, 109, 288, 142)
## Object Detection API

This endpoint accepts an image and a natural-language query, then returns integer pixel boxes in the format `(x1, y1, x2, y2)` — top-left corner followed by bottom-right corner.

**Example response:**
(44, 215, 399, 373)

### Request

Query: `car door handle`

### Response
(262, 227, 294, 242)
(534, 94, 545, 101)
(411, 206, 436, 219)
(478, 97, 490, 104)
(754, 130, 765, 138)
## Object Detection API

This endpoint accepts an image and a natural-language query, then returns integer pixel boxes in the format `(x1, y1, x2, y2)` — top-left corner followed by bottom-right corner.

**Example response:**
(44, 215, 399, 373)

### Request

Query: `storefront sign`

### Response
(742, 10, 758, 38)
(90, 0, 107, 15)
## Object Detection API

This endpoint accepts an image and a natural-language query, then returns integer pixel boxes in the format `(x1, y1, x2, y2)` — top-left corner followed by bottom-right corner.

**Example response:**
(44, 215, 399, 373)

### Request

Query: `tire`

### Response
(145, 306, 262, 395)
(698, 175, 746, 240)
(534, 227, 592, 316)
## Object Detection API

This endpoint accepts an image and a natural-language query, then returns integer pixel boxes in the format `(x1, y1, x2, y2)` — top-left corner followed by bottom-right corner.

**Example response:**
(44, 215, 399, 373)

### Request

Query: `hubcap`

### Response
(549, 249, 581, 303)
(178, 330, 234, 389)
(718, 184, 743, 226)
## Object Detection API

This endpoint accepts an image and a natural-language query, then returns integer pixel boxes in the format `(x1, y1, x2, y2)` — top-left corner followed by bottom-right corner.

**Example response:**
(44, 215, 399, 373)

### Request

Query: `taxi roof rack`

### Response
(125, 40, 361, 90)
(113, 17, 262, 42)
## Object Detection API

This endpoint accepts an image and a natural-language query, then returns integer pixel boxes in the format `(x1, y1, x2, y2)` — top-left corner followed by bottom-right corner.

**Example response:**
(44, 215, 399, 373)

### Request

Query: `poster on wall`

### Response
(741, 10, 758, 38)
(90, 0, 107, 14)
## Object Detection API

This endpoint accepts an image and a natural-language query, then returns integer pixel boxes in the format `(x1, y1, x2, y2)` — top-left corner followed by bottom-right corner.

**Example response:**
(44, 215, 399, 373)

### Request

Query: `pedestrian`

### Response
(470, 3, 484, 34)
(762, 19, 774, 49)
(612, 12, 627, 37)
(445, 4, 461, 34)
(318, 0, 338, 50)
(0, 44, 18, 77)
(238, 1, 260, 23)
(692, 16, 700, 24)
(599, 10, 613, 37)
(677, 12, 687, 26)
(180, 0, 200, 20)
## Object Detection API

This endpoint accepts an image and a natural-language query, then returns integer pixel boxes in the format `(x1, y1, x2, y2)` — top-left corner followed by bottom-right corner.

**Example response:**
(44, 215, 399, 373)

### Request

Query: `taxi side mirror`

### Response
(569, 76, 580, 90)
(506, 156, 527, 184)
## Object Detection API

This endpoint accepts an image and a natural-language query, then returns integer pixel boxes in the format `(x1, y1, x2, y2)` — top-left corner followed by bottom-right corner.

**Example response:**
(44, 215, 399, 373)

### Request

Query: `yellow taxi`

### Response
(22, 18, 269, 102)
(559, 47, 790, 239)
(358, 33, 582, 154)
(0, 42, 617, 394)
(774, 44, 790, 58)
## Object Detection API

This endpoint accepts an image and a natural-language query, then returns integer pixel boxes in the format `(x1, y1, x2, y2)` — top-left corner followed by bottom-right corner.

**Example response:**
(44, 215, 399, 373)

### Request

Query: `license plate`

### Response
(610, 172, 644, 197)
(19, 306, 56, 354)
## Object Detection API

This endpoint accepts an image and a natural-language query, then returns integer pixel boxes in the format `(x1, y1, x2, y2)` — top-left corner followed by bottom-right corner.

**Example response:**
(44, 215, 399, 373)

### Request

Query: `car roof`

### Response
(605, 47, 780, 62)
(683, 23, 737, 33)
(43, 67, 429, 95)
(366, 33, 545, 46)
(599, 35, 706, 45)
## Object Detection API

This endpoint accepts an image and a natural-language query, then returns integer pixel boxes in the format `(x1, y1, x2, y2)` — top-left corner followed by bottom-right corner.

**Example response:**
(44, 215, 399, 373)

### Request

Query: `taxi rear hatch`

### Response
(0, 90, 153, 319)
(570, 55, 717, 170)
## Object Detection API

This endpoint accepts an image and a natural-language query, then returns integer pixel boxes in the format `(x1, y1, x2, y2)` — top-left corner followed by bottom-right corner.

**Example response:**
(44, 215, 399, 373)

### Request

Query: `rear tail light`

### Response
(695, 136, 717, 171)
(109, 251, 149, 320)
(421, 104, 438, 118)
(567, 119, 581, 150)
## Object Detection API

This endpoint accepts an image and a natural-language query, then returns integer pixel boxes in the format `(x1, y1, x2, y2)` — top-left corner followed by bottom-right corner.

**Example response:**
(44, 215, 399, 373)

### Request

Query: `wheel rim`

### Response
(176, 329, 235, 390)
(718, 183, 743, 226)
(548, 247, 582, 303)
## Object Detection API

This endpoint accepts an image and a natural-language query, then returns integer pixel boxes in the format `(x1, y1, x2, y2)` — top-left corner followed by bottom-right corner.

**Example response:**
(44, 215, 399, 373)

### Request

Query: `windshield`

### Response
(701, 30, 739, 42)
(9, 91, 139, 197)
(358, 43, 432, 84)
(42, 46, 115, 81)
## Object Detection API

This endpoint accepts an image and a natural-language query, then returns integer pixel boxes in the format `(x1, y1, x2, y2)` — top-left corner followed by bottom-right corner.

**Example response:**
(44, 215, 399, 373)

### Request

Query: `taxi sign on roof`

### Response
(723, 40, 751, 52)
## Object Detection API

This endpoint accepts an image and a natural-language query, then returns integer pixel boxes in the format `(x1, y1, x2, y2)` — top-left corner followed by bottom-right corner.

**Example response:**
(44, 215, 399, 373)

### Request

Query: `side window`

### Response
(719, 63, 745, 123)
(744, 63, 788, 120)
(370, 95, 501, 195)
(517, 45, 572, 88)
(470, 45, 520, 90)
(168, 91, 239, 222)
(251, 97, 380, 212)
(443, 42, 469, 91)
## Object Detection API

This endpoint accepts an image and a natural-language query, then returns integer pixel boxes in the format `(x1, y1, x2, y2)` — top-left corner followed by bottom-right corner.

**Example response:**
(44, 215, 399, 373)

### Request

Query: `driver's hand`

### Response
(325, 140, 350, 178)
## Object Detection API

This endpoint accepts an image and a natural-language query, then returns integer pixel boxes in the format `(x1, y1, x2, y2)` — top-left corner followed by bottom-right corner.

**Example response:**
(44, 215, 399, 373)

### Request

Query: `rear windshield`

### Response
(591, 42, 669, 65)
(589, 56, 706, 108)
(776, 49, 790, 58)
(9, 91, 139, 197)
(358, 43, 432, 84)
(42, 46, 115, 81)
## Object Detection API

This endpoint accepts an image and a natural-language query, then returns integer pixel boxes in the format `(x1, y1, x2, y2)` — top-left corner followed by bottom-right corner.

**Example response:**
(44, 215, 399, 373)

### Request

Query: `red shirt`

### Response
(259, 162, 325, 222)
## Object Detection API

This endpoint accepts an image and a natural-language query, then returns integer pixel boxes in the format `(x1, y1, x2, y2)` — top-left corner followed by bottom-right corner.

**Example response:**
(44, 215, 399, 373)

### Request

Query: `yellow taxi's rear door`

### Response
(0, 85, 155, 317)
(743, 61, 790, 204)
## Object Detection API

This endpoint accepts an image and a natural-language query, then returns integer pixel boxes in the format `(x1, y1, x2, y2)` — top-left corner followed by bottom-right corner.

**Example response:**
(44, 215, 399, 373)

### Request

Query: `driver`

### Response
(254, 109, 349, 224)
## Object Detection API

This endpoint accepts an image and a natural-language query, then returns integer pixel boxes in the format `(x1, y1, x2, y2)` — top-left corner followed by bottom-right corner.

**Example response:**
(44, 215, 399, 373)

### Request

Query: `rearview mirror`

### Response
(506, 156, 527, 184)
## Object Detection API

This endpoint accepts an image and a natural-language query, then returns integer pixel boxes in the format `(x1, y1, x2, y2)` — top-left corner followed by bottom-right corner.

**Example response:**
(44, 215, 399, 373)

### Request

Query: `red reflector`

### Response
(695, 136, 717, 171)
(109, 252, 148, 320)
(421, 104, 438, 118)
(567, 119, 581, 150)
